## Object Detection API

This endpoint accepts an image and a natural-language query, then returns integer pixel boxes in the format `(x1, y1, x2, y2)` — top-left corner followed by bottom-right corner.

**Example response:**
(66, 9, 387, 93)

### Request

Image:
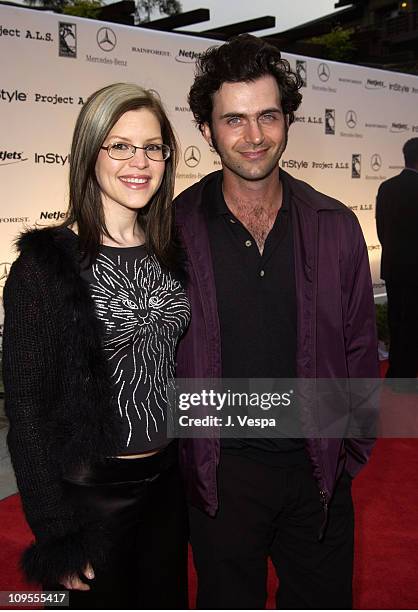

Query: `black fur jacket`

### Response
(2, 227, 127, 585)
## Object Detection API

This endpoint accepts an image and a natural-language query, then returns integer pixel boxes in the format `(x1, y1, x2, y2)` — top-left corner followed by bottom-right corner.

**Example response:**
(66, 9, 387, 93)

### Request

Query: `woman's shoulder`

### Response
(17, 225, 76, 257)
(7, 226, 78, 289)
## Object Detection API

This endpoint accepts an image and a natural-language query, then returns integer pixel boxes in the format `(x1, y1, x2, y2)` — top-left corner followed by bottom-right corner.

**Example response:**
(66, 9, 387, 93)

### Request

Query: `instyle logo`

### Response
(365, 79, 386, 90)
(325, 109, 335, 135)
(281, 159, 309, 170)
(390, 122, 408, 133)
(0, 89, 28, 103)
(59, 22, 76, 58)
(317, 63, 330, 82)
(97, 27, 117, 52)
(34, 153, 70, 165)
(352, 154, 361, 179)
(184, 146, 201, 168)
(296, 60, 307, 87)
(0, 150, 28, 166)
(175, 49, 203, 63)
(345, 110, 357, 129)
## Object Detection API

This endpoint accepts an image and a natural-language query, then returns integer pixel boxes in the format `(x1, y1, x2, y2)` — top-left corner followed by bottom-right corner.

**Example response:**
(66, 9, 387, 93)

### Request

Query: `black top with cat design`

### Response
(81, 243, 190, 454)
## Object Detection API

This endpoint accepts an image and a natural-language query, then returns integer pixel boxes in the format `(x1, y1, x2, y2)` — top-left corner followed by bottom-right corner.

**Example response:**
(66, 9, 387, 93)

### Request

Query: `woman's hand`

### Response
(60, 563, 95, 590)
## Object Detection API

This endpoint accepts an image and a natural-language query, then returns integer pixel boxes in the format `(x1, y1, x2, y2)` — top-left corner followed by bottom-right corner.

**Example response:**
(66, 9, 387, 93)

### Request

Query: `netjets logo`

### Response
(325, 109, 335, 135)
(0, 150, 28, 166)
(352, 154, 361, 179)
(59, 22, 76, 58)
(370, 154, 382, 171)
(296, 60, 307, 87)
(345, 110, 357, 129)
(184, 146, 201, 168)
(0, 262, 11, 288)
(390, 122, 408, 133)
(97, 27, 117, 52)
(317, 63, 330, 82)
(365, 79, 386, 90)
(175, 49, 203, 63)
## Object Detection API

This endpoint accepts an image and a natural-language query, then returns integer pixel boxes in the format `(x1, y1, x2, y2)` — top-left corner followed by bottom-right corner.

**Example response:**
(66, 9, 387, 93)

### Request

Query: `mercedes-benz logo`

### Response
(97, 27, 117, 52)
(184, 146, 201, 168)
(318, 63, 330, 82)
(345, 110, 357, 129)
(0, 262, 11, 288)
(371, 154, 382, 171)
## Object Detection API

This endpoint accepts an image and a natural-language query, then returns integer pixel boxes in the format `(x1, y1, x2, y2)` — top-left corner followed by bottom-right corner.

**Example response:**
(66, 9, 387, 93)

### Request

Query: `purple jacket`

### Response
(175, 170, 379, 517)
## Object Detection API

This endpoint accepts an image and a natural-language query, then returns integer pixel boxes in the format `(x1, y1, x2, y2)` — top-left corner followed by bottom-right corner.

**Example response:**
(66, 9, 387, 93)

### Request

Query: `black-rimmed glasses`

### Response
(101, 142, 171, 162)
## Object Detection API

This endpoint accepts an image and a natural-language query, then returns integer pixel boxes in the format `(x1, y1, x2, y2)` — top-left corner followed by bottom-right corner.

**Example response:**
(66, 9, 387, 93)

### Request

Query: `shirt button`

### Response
(229, 218, 236, 224)
(260, 270, 265, 277)
(245, 240, 252, 247)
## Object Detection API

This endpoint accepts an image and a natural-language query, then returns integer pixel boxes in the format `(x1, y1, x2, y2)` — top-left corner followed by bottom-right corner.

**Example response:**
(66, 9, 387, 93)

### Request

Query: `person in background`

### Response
(175, 34, 379, 609)
(376, 137, 418, 385)
(2, 82, 190, 609)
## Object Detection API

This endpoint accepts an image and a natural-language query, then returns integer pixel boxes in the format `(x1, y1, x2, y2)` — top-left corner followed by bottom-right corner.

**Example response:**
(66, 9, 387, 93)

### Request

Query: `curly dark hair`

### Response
(403, 138, 418, 167)
(188, 34, 303, 133)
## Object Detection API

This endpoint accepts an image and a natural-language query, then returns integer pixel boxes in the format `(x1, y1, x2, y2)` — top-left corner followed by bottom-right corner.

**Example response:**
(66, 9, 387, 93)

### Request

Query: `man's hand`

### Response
(60, 563, 95, 590)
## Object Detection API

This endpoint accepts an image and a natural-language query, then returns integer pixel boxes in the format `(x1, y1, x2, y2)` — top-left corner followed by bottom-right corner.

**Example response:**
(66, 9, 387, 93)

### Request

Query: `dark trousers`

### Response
(386, 282, 418, 378)
(189, 452, 354, 610)
(45, 444, 188, 610)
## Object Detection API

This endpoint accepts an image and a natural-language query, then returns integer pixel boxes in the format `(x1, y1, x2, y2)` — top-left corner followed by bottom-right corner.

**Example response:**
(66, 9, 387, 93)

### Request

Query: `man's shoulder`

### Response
(378, 169, 417, 192)
(174, 171, 221, 223)
(283, 170, 352, 216)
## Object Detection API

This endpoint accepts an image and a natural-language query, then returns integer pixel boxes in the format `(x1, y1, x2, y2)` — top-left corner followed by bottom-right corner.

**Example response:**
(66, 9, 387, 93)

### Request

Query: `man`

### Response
(376, 138, 418, 381)
(175, 35, 378, 609)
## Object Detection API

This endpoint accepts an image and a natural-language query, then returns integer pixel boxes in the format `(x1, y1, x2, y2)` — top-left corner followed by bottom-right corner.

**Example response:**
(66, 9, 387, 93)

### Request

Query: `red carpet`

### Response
(1, 437, 418, 608)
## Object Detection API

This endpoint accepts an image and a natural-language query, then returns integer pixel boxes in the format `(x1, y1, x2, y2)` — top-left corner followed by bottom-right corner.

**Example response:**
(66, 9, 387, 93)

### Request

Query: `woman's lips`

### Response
(119, 175, 151, 189)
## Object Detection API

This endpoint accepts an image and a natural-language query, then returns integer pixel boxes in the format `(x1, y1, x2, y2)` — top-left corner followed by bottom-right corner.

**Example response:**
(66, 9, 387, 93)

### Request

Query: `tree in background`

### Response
(309, 26, 356, 62)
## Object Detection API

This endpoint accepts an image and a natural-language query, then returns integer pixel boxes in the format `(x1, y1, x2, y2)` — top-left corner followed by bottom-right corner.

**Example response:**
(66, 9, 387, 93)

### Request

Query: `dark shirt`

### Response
(81, 243, 190, 454)
(205, 172, 306, 465)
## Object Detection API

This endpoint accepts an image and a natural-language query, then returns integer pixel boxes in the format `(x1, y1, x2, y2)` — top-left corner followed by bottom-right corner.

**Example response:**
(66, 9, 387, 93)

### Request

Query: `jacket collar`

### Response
(175, 169, 345, 228)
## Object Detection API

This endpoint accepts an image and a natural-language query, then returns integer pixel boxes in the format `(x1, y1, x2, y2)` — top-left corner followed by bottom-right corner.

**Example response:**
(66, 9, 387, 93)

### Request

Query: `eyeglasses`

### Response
(101, 142, 171, 162)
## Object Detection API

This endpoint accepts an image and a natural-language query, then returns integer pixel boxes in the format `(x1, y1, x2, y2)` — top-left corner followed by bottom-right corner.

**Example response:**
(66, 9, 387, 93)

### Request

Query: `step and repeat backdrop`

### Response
(1, 3, 418, 324)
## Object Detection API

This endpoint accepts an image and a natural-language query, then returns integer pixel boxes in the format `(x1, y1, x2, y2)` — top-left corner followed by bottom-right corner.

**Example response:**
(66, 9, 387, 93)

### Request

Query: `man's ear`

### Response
(201, 122, 213, 148)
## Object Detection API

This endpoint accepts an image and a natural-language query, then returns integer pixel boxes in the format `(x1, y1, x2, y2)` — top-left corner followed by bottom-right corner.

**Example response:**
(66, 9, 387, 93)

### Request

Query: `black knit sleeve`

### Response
(2, 253, 106, 585)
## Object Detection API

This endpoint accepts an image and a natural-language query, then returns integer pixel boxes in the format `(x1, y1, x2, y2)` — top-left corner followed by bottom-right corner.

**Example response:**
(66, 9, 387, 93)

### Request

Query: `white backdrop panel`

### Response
(1, 4, 418, 320)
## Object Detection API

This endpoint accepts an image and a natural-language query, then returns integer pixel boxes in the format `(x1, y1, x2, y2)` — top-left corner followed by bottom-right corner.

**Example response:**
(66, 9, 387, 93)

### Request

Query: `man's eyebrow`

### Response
(219, 108, 282, 120)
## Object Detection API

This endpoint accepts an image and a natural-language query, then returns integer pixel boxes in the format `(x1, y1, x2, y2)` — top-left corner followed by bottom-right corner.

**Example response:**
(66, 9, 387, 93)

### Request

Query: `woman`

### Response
(2, 83, 190, 609)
